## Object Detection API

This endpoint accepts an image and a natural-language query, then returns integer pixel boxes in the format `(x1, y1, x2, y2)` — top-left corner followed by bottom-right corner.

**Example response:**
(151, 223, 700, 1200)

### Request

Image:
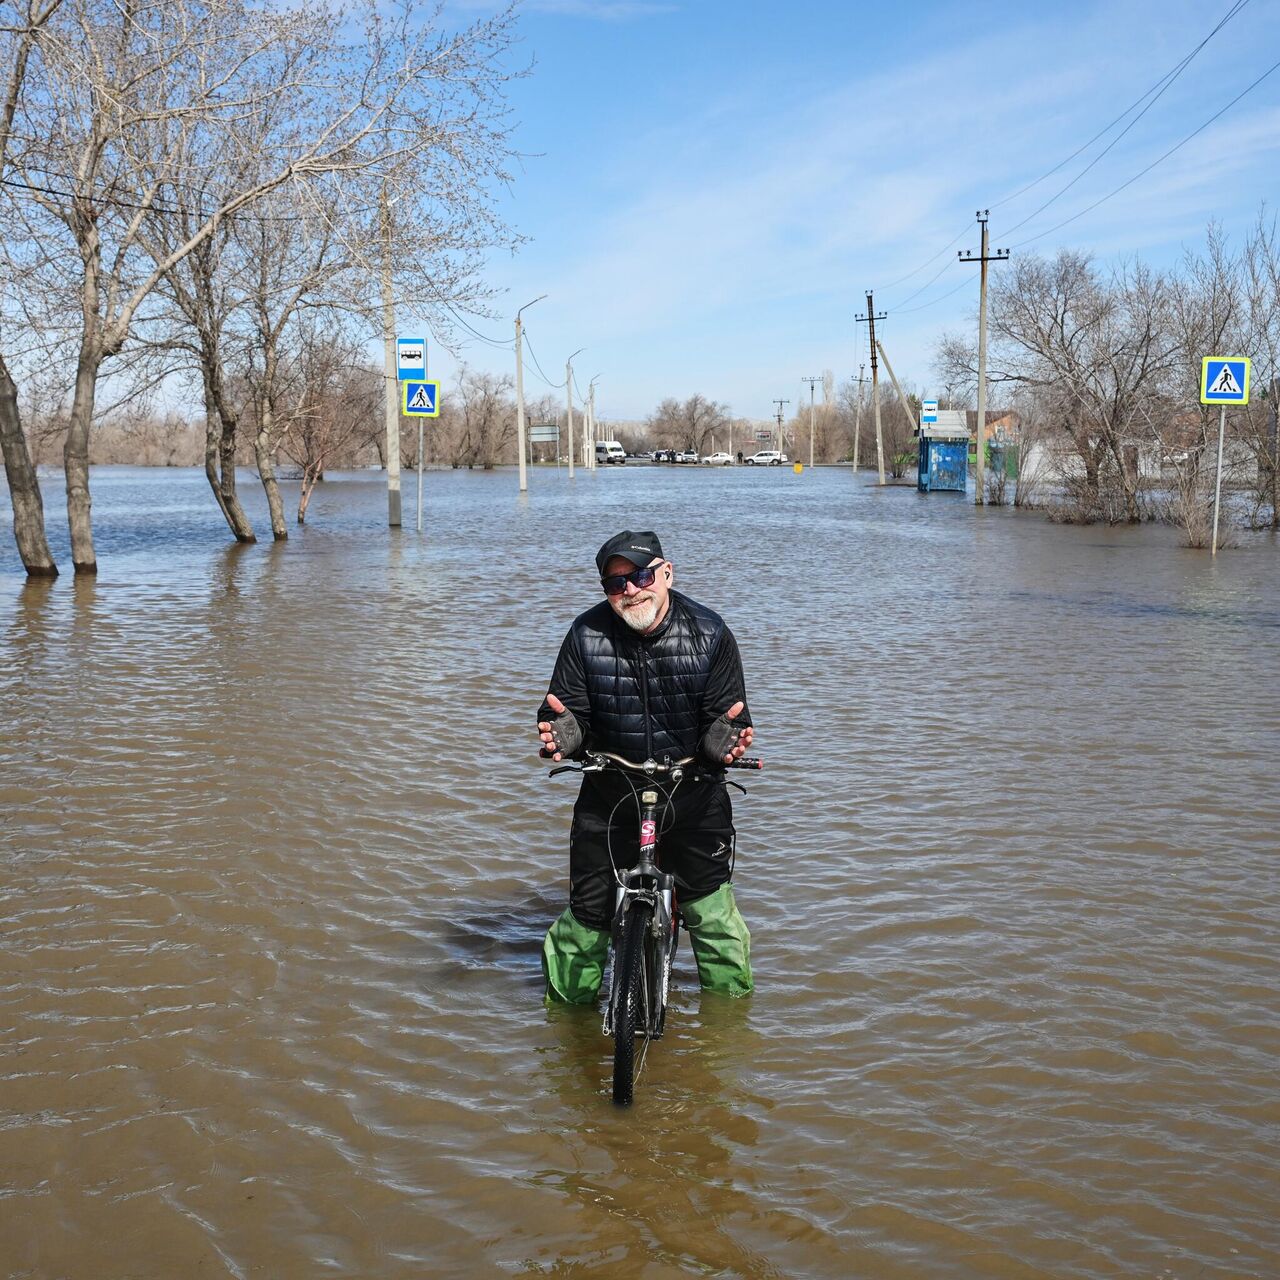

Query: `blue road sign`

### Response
(402, 380, 440, 417)
(922, 399, 938, 424)
(1200, 357, 1250, 405)
(397, 338, 427, 380)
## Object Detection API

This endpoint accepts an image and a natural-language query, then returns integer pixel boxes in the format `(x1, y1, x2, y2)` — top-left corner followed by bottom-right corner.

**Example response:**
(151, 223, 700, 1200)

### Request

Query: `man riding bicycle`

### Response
(536, 530, 755, 1003)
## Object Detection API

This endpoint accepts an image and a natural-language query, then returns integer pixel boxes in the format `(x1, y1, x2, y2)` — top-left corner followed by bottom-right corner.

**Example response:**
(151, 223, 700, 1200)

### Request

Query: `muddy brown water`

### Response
(2, 465, 1278, 1278)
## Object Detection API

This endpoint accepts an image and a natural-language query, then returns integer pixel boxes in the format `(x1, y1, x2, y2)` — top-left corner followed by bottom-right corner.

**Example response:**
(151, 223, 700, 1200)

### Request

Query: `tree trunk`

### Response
(297, 464, 318, 523)
(0, 353, 57, 576)
(64, 344, 100, 574)
(255, 403, 287, 540)
(201, 368, 255, 542)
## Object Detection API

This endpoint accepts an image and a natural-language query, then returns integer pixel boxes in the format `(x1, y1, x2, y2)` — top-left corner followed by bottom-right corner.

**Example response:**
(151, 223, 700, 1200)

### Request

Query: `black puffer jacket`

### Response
(539, 589, 751, 764)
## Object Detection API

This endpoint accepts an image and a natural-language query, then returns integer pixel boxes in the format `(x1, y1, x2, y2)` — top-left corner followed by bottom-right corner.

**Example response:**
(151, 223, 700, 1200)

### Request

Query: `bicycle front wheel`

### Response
(612, 903, 652, 1106)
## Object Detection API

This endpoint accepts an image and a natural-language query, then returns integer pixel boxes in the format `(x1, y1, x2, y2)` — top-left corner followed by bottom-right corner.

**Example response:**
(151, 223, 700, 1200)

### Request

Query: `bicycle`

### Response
(549, 750, 763, 1105)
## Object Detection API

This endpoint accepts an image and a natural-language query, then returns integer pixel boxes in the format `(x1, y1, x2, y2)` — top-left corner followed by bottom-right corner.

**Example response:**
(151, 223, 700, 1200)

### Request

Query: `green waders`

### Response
(680, 884, 753, 998)
(542, 885, 753, 1004)
(542, 908, 610, 1005)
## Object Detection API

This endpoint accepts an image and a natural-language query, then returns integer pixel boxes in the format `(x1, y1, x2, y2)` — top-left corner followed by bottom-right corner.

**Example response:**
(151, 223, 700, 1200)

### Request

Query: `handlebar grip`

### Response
(728, 757, 763, 770)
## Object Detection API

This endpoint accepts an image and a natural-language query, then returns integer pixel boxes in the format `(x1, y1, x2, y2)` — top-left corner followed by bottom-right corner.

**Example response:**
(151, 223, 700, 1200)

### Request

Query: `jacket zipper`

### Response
(639, 645, 653, 759)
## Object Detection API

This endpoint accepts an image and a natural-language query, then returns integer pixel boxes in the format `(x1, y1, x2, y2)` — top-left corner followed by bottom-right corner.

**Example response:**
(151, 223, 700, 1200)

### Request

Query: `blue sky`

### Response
(419, 0, 1280, 421)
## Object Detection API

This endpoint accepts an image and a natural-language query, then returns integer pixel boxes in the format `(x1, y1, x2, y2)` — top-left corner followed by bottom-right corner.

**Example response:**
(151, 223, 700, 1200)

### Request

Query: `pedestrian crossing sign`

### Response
(402, 379, 440, 417)
(1200, 357, 1250, 405)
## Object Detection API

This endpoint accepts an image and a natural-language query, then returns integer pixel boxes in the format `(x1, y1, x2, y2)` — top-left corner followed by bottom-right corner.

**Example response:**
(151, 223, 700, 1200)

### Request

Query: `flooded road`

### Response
(2, 465, 1278, 1278)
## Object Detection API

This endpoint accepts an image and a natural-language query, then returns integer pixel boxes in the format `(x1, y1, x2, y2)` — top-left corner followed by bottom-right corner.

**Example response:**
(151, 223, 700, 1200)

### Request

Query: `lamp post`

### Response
(515, 294, 546, 493)
(566, 347, 583, 479)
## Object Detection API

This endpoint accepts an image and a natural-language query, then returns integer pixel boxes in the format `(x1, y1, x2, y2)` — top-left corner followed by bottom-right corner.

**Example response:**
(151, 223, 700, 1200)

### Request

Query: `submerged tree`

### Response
(0, 0, 521, 574)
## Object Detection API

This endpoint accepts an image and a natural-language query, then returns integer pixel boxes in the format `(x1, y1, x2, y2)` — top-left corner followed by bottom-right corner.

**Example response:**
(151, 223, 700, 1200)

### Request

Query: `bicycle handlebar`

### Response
(548, 751, 763, 778)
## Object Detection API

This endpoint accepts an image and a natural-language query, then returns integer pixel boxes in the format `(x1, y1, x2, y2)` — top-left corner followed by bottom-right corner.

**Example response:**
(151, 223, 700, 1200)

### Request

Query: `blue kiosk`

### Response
(916, 404, 971, 493)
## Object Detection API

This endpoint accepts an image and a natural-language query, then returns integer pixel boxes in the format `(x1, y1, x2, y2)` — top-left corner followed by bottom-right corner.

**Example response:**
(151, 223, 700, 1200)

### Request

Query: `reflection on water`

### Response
(2, 465, 1279, 1278)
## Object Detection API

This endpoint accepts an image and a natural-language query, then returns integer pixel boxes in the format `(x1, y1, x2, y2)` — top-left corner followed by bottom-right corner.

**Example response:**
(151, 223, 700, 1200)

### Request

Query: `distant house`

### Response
(966, 409, 1019, 442)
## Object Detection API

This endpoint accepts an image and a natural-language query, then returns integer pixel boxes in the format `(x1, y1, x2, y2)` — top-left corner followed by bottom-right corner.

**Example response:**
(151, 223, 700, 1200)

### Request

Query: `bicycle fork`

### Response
(603, 788, 677, 1039)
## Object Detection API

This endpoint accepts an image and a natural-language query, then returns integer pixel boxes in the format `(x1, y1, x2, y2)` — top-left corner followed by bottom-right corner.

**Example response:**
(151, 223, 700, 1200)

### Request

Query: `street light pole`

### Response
(588, 376, 600, 469)
(515, 295, 546, 494)
(566, 348, 583, 479)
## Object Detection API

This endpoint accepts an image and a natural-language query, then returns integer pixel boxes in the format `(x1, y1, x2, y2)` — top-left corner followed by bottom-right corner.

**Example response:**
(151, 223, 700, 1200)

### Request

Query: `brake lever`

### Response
(548, 764, 581, 778)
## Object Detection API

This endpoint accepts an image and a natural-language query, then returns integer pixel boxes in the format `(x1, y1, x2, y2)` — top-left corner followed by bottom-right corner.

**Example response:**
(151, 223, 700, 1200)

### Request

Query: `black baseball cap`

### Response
(596, 530, 665, 575)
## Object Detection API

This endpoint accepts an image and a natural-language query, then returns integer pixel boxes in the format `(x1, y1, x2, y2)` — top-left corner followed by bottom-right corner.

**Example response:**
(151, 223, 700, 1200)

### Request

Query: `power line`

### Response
(522, 325, 564, 389)
(0, 169, 373, 225)
(992, 0, 1250, 215)
(893, 273, 971, 316)
(1011, 51, 1280, 250)
(1000, 0, 1250, 238)
(878, 223, 972, 293)
(889, 256, 958, 311)
(879, 0, 1250, 309)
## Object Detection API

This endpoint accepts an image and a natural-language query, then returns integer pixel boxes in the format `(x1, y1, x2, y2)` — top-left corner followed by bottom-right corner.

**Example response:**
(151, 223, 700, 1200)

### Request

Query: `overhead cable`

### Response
(1010, 52, 1280, 250)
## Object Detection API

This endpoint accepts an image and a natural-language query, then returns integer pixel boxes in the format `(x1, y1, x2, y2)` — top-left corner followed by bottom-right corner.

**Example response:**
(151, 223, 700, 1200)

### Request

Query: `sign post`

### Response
(402, 379, 441, 533)
(1200, 357, 1250, 557)
(529, 424, 560, 469)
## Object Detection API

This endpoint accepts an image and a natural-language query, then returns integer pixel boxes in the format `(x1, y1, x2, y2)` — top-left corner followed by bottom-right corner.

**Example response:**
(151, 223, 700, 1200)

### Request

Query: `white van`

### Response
(595, 440, 626, 465)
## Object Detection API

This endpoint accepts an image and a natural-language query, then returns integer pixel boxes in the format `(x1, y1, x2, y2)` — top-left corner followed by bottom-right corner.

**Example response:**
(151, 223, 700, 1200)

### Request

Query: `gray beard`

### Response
(618, 596, 660, 632)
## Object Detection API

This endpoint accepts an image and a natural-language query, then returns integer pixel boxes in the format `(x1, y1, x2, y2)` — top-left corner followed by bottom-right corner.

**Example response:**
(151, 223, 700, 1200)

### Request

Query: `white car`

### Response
(745, 450, 788, 466)
(701, 452, 733, 466)
(674, 450, 699, 464)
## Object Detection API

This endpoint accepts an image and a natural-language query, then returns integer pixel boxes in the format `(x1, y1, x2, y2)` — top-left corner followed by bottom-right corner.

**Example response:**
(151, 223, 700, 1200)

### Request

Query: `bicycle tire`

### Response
(612, 903, 652, 1106)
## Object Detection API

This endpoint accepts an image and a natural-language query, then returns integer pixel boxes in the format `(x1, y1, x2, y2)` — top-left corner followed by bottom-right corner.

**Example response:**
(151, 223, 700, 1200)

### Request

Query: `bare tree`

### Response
(278, 331, 381, 523)
(0, 0, 64, 575)
(447, 366, 514, 469)
(0, 0, 521, 575)
(942, 251, 1177, 523)
(647, 394, 730, 455)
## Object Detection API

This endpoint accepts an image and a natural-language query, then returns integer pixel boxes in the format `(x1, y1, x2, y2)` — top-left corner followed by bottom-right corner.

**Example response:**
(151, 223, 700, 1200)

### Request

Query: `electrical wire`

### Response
(991, 0, 1250, 214)
(1010, 52, 1280, 250)
(877, 0, 1250, 307)
(1000, 0, 1250, 238)
(877, 224, 973, 293)
(888, 256, 958, 311)
(522, 325, 565, 389)
(893, 273, 972, 316)
(0, 170, 373, 224)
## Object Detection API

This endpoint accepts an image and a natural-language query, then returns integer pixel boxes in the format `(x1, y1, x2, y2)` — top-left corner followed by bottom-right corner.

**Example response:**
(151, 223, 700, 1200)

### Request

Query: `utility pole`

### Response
(379, 183, 402, 526)
(565, 348, 583, 479)
(802, 375, 822, 468)
(772, 399, 790, 456)
(856, 293, 888, 484)
(851, 364, 869, 472)
(960, 211, 1010, 506)
(514, 295, 546, 494)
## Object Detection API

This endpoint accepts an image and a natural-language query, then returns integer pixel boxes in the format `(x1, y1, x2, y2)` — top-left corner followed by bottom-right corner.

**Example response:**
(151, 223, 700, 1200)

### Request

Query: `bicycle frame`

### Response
(603, 783, 678, 1041)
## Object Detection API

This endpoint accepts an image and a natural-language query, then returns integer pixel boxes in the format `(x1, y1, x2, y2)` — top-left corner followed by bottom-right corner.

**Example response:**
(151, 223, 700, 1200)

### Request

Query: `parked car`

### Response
(674, 450, 699, 464)
(744, 450, 789, 466)
(702, 451, 733, 466)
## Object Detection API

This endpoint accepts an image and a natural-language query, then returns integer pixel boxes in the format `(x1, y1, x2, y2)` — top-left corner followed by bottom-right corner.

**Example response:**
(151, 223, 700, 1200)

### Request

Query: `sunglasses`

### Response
(601, 563, 663, 596)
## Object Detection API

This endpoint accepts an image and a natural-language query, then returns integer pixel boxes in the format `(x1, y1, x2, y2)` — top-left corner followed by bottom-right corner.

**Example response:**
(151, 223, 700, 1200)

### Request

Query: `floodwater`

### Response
(2, 464, 1278, 1279)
